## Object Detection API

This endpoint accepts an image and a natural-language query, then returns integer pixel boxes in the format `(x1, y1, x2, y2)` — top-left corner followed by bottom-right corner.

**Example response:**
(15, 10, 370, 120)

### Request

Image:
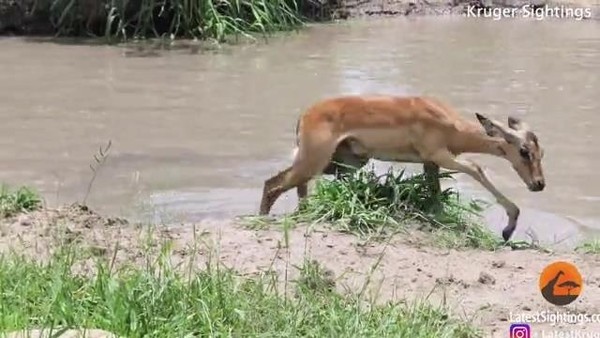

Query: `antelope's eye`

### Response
(519, 147, 529, 159)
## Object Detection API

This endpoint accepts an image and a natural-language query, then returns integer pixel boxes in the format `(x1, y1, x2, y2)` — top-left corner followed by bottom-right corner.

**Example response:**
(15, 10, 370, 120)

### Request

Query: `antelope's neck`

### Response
(451, 123, 506, 156)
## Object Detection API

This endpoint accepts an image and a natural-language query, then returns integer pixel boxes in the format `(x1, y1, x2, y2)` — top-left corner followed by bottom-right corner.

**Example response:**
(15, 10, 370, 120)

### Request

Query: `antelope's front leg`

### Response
(423, 161, 441, 193)
(431, 152, 520, 241)
(423, 161, 442, 213)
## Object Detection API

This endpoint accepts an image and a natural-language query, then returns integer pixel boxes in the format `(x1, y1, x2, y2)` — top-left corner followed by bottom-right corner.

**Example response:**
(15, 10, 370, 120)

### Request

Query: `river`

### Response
(1, 16, 598, 246)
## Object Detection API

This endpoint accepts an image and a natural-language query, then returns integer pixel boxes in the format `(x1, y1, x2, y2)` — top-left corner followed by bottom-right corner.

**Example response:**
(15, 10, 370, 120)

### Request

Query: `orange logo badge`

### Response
(539, 261, 583, 306)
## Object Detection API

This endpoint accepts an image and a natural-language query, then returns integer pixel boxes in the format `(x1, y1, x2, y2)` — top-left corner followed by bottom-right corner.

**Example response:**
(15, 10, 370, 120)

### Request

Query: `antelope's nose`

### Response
(532, 180, 545, 192)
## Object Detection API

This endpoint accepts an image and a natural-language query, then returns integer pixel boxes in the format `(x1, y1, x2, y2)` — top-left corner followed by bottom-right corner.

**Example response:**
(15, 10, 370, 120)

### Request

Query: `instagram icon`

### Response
(509, 323, 531, 338)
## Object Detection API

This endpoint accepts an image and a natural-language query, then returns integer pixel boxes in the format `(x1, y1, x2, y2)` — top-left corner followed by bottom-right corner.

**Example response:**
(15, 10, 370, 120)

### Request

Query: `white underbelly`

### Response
(343, 128, 425, 163)
(368, 150, 424, 163)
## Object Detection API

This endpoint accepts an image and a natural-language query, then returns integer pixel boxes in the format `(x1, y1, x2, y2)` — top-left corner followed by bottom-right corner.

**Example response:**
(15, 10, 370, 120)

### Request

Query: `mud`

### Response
(2, 205, 599, 337)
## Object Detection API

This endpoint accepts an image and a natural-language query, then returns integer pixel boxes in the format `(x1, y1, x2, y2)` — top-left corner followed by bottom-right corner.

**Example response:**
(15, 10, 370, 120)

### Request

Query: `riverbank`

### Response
(1, 201, 600, 336)
(337, 0, 599, 19)
(0, 205, 482, 338)
(1, 0, 597, 40)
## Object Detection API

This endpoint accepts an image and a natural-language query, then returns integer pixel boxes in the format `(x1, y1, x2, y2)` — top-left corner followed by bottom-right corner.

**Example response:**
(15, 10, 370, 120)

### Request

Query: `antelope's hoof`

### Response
(502, 228, 513, 242)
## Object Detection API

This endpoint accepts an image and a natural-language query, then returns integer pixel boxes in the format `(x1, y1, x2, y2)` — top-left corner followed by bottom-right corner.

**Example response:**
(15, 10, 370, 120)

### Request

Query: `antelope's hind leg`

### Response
(259, 167, 298, 215)
(259, 141, 338, 215)
(296, 142, 366, 211)
(296, 181, 308, 211)
(323, 139, 369, 180)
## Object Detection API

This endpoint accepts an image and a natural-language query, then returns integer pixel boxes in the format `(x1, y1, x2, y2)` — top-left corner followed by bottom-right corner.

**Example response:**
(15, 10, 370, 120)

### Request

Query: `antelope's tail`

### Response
(291, 117, 301, 161)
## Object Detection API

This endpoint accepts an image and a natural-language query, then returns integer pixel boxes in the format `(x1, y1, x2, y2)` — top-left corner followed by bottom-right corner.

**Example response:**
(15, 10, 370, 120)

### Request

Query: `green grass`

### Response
(27, 0, 328, 42)
(287, 166, 512, 250)
(0, 184, 42, 218)
(0, 246, 482, 338)
(575, 238, 600, 254)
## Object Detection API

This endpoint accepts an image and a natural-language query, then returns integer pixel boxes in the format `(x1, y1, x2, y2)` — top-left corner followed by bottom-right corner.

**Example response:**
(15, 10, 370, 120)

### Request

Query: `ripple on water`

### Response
(0, 18, 598, 240)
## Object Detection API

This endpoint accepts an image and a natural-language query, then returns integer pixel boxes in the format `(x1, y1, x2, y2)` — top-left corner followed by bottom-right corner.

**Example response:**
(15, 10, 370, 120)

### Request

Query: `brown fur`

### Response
(259, 95, 546, 242)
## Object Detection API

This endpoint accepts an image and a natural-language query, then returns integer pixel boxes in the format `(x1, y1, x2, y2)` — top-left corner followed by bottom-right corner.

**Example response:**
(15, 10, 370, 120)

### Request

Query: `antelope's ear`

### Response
(476, 113, 520, 144)
(476, 113, 503, 137)
(508, 116, 531, 132)
(508, 116, 523, 130)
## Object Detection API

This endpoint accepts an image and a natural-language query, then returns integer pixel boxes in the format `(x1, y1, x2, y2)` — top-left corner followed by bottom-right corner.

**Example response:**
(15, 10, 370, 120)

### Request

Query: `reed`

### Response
(0, 184, 42, 218)
(35, 0, 325, 41)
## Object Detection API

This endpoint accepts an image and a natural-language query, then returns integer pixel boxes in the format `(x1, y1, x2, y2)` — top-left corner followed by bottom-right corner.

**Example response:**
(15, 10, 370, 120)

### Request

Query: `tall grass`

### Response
(291, 166, 505, 250)
(0, 246, 481, 337)
(31, 0, 322, 41)
(0, 184, 42, 218)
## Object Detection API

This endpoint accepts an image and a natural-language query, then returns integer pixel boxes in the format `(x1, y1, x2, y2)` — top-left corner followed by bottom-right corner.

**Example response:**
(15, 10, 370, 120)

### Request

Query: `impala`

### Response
(259, 95, 545, 241)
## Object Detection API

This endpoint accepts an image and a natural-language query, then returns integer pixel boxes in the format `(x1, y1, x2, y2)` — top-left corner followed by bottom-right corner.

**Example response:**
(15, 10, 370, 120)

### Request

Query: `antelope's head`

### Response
(476, 113, 546, 192)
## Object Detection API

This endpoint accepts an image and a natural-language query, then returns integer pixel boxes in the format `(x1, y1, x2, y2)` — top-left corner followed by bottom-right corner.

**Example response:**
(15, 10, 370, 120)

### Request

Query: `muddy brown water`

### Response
(0, 17, 599, 247)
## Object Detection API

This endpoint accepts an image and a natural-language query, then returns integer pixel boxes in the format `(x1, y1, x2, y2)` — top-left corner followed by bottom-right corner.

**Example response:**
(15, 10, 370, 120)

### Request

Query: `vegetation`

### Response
(255, 166, 525, 250)
(576, 238, 600, 254)
(0, 184, 42, 218)
(289, 166, 502, 249)
(10, 0, 332, 42)
(0, 246, 481, 337)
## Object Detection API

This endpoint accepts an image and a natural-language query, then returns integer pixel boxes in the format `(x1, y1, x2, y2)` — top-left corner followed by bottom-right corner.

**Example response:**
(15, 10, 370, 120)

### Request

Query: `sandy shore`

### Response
(1, 204, 599, 337)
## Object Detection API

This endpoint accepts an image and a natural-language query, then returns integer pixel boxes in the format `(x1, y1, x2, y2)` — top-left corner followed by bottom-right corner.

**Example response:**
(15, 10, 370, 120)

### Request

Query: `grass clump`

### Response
(575, 238, 600, 254)
(292, 166, 504, 250)
(0, 247, 481, 337)
(0, 184, 42, 218)
(22, 0, 325, 42)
